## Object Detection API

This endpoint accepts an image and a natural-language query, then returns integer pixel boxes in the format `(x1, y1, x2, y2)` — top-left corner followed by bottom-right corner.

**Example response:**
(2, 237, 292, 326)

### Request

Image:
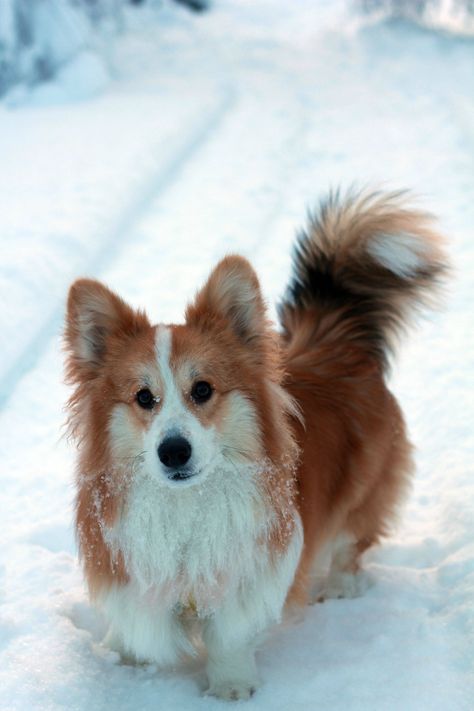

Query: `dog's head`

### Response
(65, 256, 297, 491)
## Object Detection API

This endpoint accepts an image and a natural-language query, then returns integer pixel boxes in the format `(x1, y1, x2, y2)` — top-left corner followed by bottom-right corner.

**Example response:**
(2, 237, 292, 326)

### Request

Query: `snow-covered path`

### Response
(1, 3, 473, 709)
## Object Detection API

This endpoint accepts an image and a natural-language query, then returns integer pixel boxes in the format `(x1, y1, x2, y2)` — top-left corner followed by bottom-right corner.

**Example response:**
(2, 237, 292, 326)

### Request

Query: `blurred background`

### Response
(0, 2, 473, 710)
(1, 0, 474, 100)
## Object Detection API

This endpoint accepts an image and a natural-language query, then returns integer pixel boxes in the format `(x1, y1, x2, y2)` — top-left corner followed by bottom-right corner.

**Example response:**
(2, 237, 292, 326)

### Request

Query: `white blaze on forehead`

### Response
(155, 325, 185, 428)
(156, 325, 174, 393)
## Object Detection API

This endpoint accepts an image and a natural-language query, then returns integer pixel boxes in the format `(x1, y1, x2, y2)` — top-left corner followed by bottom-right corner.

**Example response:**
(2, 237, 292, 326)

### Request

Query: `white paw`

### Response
(318, 570, 373, 601)
(103, 629, 141, 665)
(206, 680, 259, 701)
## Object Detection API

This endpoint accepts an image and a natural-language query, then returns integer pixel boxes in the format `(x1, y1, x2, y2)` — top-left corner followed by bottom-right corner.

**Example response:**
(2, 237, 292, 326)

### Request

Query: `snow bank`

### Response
(361, 0, 474, 37)
(0, 0, 112, 100)
(0, 1, 212, 103)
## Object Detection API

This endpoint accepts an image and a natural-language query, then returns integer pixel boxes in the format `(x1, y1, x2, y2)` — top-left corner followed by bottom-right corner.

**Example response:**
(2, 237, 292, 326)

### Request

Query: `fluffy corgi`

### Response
(65, 189, 447, 700)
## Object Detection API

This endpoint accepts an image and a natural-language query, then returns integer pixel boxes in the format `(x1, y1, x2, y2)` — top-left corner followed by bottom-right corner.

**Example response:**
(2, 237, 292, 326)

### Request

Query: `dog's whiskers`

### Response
(222, 452, 242, 476)
(120, 450, 147, 481)
(222, 445, 254, 461)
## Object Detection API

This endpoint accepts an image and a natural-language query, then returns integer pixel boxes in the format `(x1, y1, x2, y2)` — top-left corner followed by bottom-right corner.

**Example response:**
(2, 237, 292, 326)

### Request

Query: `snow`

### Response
(363, 0, 474, 37)
(0, 1, 473, 709)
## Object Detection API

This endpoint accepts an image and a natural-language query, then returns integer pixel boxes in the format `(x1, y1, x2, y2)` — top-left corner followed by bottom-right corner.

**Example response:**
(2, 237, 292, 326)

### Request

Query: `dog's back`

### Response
(279, 190, 448, 605)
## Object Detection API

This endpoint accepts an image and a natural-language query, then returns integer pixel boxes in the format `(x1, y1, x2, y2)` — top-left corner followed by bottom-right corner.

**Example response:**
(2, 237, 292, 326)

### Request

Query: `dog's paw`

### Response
(206, 680, 258, 701)
(316, 570, 373, 602)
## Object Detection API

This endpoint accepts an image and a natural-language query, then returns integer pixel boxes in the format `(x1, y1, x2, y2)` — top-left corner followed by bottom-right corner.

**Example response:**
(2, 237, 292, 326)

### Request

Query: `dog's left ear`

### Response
(186, 255, 268, 346)
(65, 278, 150, 382)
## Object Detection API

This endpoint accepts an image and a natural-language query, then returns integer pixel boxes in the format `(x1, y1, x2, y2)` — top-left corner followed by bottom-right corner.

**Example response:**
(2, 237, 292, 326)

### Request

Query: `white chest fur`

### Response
(105, 462, 275, 609)
(100, 463, 303, 665)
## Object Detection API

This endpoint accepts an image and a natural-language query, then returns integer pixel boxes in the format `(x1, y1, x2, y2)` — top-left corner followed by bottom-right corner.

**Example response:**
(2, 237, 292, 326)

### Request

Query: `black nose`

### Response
(158, 436, 192, 468)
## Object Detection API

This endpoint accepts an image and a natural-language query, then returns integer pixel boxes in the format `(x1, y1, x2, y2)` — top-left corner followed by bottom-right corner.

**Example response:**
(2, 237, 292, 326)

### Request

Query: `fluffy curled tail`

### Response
(279, 189, 448, 373)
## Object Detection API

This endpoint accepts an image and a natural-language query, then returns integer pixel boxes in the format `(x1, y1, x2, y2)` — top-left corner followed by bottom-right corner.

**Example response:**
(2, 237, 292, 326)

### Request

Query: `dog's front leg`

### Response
(203, 522, 303, 699)
(203, 609, 260, 701)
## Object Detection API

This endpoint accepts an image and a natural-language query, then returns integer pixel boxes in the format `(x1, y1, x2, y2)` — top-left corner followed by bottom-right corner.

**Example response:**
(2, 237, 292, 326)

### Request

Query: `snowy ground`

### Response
(1, 2, 473, 709)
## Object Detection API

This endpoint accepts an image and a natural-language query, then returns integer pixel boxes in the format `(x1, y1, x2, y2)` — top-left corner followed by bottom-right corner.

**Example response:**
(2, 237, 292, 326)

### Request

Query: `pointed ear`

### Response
(185, 255, 267, 345)
(65, 278, 150, 379)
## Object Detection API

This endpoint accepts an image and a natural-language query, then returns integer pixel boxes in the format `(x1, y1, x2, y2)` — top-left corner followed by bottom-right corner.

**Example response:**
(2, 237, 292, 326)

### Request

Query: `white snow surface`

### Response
(0, 2, 473, 709)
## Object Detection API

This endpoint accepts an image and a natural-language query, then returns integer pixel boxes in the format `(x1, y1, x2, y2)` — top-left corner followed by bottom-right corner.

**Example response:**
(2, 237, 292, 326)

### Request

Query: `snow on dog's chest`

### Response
(105, 466, 270, 609)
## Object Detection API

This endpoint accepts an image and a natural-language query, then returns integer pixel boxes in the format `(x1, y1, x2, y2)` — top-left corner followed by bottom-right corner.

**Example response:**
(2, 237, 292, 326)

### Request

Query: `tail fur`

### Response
(279, 189, 448, 373)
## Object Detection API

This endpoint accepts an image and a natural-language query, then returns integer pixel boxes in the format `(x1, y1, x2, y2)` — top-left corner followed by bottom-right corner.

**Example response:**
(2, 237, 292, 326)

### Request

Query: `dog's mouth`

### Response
(167, 468, 199, 483)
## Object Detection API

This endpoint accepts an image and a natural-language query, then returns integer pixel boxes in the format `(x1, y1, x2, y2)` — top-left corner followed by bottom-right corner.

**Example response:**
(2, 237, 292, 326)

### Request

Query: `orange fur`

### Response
(283, 311, 413, 606)
(66, 279, 156, 595)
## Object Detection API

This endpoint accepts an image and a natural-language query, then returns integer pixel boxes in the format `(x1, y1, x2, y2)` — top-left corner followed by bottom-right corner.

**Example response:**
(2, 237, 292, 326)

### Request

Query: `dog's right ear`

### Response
(185, 255, 268, 347)
(65, 278, 150, 380)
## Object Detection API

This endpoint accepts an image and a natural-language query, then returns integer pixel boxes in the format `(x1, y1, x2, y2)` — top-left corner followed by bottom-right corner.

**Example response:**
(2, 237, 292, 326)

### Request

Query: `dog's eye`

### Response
(136, 388, 155, 410)
(191, 381, 213, 404)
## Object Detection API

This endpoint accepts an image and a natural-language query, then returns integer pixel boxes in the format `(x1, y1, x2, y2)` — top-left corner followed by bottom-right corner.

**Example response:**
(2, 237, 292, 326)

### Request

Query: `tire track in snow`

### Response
(0, 85, 236, 413)
(101, 77, 312, 327)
